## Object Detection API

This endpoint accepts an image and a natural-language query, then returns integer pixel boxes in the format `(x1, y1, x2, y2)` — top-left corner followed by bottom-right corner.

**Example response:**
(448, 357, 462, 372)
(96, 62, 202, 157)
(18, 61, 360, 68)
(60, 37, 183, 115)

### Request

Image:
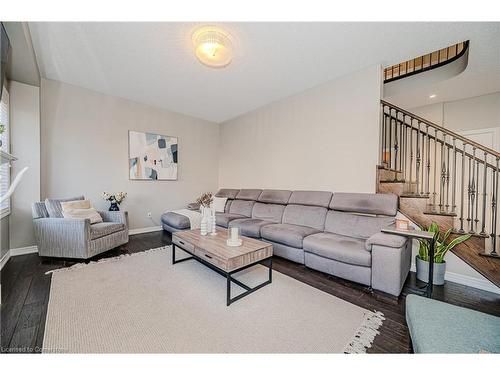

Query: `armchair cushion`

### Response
(365, 232, 407, 251)
(303, 232, 371, 267)
(45, 195, 85, 218)
(98, 211, 129, 226)
(90, 222, 126, 240)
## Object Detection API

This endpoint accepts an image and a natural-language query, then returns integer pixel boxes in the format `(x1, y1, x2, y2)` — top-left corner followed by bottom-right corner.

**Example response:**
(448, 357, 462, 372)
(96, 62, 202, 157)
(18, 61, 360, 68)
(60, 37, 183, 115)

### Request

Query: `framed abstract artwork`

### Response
(128, 130, 178, 180)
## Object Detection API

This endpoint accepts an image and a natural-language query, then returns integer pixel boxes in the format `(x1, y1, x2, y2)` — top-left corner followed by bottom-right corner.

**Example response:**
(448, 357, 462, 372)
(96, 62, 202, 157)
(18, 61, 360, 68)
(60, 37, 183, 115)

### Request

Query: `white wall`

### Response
(218, 65, 382, 192)
(9, 80, 40, 249)
(41, 79, 220, 232)
(410, 92, 500, 133)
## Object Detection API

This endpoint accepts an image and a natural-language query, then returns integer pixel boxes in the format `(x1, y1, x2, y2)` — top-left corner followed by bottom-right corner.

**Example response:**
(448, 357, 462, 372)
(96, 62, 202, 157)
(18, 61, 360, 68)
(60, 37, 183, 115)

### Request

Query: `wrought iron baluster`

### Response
(381, 105, 386, 165)
(467, 149, 474, 233)
(445, 143, 450, 212)
(474, 154, 480, 233)
(416, 121, 421, 195)
(459, 142, 466, 233)
(468, 148, 475, 233)
(426, 125, 431, 196)
(439, 134, 446, 212)
(432, 129, 438, 211)
(452, 138, 457, 214)
(480, 151, 488, 236)
(394, 110, 399, 174)
(402, 114, 407, 181)
(491, 158, 499, 256)
(389, 109, 393, 169)
(409, 119, 414, 194)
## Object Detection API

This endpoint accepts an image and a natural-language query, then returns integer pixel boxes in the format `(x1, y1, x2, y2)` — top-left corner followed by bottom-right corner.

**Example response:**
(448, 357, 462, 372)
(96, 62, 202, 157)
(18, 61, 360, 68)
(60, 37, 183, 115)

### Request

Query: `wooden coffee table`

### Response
(172, 229, 273, 306)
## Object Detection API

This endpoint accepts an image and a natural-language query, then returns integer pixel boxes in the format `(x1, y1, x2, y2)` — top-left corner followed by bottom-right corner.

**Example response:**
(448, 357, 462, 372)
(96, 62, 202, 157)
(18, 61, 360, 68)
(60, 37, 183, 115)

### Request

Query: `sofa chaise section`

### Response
(161, 188, 240, 231)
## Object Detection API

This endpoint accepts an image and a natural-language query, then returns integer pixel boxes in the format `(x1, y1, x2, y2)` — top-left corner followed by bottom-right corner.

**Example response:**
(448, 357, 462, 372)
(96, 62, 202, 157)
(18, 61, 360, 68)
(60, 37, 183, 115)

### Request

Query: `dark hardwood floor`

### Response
(1, 230, 499, 354)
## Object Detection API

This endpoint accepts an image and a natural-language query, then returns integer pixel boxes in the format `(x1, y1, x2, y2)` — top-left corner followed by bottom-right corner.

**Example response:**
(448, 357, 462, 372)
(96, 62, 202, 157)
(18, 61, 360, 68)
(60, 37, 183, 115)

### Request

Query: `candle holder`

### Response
(226, 227, 242, 247)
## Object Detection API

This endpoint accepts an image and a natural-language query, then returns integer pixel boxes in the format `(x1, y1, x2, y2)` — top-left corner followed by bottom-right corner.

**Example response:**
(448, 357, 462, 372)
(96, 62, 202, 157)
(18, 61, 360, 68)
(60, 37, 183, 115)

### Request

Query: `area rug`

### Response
(43, 246, 384, 353)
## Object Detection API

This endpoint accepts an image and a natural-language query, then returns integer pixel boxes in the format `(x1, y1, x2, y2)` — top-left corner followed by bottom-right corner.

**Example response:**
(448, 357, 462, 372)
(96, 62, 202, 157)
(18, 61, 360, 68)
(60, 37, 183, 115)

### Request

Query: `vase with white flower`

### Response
(102, 191, 127, 211)
(196, 192, 213, 235)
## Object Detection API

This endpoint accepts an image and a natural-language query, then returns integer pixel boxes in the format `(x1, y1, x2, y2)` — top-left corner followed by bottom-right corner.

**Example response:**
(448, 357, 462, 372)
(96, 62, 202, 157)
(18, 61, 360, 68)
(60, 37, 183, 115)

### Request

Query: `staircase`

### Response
(377, 100, 500, 288)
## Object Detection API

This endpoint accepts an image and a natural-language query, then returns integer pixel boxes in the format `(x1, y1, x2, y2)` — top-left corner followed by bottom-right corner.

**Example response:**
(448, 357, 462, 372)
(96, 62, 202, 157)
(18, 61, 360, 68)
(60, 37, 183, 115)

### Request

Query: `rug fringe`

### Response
(343, 310, 385, 354)
(45, 246, 170, 275)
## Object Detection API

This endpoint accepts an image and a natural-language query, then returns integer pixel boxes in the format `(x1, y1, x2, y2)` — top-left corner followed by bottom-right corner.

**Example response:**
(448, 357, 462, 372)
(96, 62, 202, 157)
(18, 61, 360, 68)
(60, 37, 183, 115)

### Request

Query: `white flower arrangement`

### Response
(102, 191, 127, 204)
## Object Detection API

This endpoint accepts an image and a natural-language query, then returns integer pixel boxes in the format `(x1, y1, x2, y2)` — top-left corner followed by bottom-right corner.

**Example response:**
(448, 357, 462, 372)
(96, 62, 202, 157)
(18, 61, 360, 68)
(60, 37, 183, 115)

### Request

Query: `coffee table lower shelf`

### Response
(172, 243, 273, 306)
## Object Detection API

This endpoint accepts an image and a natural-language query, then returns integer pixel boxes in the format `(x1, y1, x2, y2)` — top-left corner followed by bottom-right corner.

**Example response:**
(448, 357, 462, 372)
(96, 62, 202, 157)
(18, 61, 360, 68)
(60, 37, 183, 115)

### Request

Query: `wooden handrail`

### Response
(381, 99, 500, 159)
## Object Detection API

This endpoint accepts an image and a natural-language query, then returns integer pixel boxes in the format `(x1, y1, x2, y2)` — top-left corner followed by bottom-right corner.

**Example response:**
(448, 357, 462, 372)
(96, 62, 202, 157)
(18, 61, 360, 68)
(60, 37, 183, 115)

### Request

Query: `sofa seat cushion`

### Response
(228, 218, 275, 238)
(303, 233, 371, 267)
(215, 212, 246, 228)
(261, 224, 320, 248)
(91, 222, 126, 240)
(161, 212, 191, 230)
(406, 294, 500, 353)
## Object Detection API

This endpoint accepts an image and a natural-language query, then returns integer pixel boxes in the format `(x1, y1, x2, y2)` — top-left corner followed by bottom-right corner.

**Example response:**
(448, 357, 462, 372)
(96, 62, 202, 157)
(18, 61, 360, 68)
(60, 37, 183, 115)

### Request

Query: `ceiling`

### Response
(27, 22, 500, 123)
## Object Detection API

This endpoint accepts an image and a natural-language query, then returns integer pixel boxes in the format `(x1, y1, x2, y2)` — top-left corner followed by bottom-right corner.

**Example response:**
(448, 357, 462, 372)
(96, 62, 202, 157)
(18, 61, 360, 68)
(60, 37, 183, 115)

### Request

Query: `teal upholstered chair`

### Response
(406, 294, 500, 353)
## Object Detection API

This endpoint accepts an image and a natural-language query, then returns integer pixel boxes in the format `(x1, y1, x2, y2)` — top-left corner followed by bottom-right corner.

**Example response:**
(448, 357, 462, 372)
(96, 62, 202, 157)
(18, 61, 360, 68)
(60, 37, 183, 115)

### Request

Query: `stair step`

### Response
(478, 252, 500, 260)
(400, 194, 430, 199)
(452, 230, 490, 239)
(423, 210, 457, 217)
(379, 179, 406, 183)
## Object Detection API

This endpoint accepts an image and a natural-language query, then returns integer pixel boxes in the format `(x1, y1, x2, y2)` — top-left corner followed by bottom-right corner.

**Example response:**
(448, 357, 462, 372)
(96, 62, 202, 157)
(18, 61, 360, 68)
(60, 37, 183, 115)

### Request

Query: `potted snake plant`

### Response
(416, 222, 471, 285)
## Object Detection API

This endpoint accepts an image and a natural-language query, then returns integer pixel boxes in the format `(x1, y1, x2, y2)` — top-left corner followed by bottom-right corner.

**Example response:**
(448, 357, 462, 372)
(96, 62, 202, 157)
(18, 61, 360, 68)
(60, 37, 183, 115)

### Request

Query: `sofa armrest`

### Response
(365, 232, 407, 251)
(370, 236, 412, 296)
(98, 211, 129, 227)
(33, 218, 91, 256)
(187, 202, 200, 211)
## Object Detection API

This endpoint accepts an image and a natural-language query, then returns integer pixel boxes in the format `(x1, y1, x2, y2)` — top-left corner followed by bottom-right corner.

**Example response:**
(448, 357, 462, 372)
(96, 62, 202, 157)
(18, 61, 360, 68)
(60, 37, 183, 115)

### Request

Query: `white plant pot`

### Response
(415, 255, 446, 285)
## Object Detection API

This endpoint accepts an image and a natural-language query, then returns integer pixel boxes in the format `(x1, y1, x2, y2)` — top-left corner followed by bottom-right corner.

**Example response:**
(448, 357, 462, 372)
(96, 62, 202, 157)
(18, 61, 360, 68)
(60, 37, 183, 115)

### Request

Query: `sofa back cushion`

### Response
(236, 189, 262, 201)
(330, 192, 398, 216)
(252, 202, 285, 223)
(288, 190, 333, 208)
(282, 204, 327, 230)
(215, 188, 240, 199)
(229, 199, 255, 217)
(45, 196, 85, 218)
(32, 202, 49, 219)
(258, 190, 292, 204)
(325, 211, 395, 239)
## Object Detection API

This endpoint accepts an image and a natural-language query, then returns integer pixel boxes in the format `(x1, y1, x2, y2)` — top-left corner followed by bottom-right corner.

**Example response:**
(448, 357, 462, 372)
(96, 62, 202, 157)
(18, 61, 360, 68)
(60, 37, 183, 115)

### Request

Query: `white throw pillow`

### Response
(61, 199, 91, 210)
(211, 196, 228, 213)
(61, 200, 102, 224)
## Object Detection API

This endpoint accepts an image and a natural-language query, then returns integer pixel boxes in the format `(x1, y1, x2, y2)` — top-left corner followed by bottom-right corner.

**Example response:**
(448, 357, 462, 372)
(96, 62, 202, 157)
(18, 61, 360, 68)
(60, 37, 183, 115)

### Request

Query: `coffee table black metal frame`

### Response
(172, 243, 273, 306)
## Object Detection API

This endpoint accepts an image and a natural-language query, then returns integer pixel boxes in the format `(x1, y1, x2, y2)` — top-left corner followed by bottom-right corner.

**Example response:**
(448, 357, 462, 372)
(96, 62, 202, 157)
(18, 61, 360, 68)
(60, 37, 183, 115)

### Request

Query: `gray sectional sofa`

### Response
(161, 189, 411, 296)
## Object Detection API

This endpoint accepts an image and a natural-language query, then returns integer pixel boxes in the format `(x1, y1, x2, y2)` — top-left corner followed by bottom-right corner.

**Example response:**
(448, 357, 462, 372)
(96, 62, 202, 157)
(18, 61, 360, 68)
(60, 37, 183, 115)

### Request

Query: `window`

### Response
(0, 85, 10, 218)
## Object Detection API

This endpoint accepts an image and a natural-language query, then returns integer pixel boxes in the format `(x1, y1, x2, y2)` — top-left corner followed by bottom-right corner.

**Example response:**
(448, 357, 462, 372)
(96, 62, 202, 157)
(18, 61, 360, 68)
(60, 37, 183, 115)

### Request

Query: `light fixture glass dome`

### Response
(192, 26, 233, 68)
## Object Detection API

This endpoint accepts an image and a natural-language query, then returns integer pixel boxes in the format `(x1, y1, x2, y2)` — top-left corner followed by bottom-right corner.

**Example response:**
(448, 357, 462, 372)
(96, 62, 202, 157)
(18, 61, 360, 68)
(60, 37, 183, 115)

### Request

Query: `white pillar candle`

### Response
(230, 227, 239, 242)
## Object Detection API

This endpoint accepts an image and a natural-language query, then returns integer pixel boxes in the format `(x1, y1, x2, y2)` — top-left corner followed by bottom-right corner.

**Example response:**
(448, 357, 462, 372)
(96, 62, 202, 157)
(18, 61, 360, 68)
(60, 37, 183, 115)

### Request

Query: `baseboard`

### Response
(0, 251, 10, 270)
(129, 226, 162, 235)
(410, 263, 500, 295)
(0, 245, 39, 271)
(10, 245, 38, 256)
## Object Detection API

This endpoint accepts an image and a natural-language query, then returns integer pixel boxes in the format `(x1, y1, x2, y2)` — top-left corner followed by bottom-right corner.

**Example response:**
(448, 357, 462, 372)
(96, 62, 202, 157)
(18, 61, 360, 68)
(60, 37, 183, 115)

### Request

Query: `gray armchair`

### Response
(32, 200, 129, 259)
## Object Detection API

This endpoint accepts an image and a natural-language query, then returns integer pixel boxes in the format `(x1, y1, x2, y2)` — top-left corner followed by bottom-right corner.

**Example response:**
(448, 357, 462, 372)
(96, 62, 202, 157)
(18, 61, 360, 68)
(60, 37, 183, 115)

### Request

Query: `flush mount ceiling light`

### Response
(429, 94, 437, 99)
(192, 26, 233, 68)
